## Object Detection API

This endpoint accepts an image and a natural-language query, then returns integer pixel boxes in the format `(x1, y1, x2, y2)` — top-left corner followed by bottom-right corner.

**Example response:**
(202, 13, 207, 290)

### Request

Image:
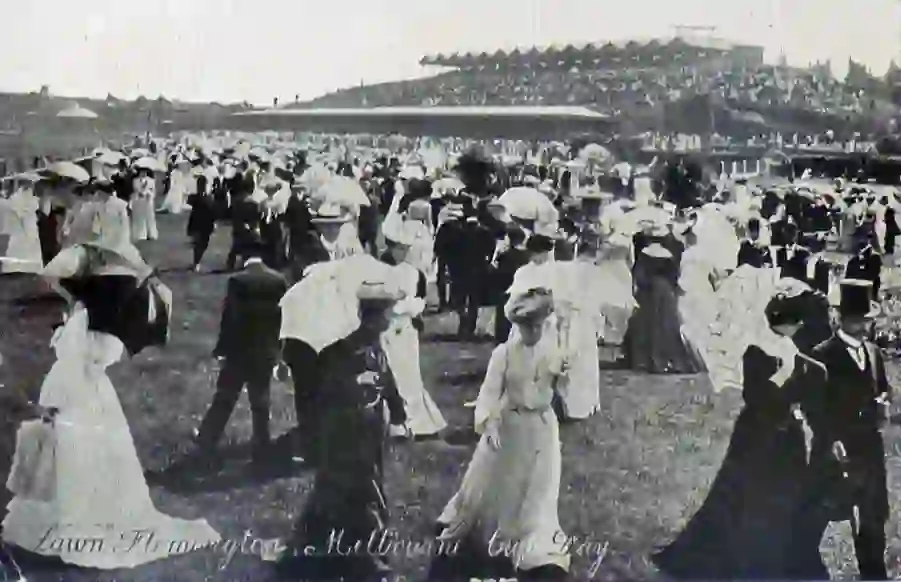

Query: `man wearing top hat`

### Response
(845, 235, 882, 299)
(775, 219, 812, 283)
(792, 279, 891, 579)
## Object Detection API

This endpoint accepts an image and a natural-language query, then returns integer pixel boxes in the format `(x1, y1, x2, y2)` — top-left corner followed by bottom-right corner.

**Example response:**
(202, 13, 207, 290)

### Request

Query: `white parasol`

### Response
(56, 105, 98, 119)
(279, 255, 397, 352)
(45, 161, 90, 183)
(129, 148, 151, 159)
(579, 143, 612, 163)
(298, 164, 333, 191)
(497, 187, 557, 223)
(133, 157, 165, 172)
(613, 204, 670, 235)
(433, 176, 464, 191)
(310, 176, 370, 208)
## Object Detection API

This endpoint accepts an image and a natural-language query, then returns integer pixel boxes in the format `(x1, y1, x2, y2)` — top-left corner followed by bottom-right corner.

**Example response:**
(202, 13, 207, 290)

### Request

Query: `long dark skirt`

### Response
(275, 402, 391, 580)
(652, 408, 828, 580)
(624, 277, 706, 374)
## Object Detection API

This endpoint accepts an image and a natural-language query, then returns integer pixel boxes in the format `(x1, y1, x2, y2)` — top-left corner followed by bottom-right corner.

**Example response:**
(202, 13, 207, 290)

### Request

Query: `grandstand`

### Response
(293, 35, 898, 139)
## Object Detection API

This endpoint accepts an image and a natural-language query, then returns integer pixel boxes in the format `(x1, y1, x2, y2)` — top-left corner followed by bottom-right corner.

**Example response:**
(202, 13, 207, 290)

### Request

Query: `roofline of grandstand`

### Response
(234, 106, 609, 119)
(418, 36, 763, 65)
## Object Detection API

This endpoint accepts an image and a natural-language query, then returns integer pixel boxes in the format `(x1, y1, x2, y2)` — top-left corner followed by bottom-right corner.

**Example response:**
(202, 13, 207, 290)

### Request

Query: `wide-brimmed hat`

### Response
(311, 202, 352, 224)
(838, 279, 880, 318)
(505, 288, 554, 324)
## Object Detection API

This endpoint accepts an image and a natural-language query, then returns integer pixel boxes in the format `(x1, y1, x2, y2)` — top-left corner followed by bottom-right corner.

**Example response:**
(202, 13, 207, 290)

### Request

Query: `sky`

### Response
(0, 0, 898, 105)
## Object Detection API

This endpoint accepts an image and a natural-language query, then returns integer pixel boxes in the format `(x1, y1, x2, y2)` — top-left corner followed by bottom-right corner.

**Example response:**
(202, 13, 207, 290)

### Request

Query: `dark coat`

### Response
(803, 336, 891, 522)
(213, 263, 288, 365)
(737, 240, 773, 268)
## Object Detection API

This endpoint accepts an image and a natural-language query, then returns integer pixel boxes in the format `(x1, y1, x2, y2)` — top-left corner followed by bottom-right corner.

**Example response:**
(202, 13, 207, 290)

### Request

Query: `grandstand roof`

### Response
(419, 36, 747, 68)
(235, 106, 609, 120)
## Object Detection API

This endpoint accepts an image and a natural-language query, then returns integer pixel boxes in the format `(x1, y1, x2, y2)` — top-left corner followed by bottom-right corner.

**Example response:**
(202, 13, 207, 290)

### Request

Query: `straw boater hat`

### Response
(357, 279, 404, 309)
(838, 279, 881, 318)
(311, 202, 352, 224)
(505, 288, 554, 324)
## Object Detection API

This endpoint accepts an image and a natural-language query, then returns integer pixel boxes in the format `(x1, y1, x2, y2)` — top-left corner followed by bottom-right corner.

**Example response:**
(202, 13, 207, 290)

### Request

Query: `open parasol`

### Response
(310, 176, 370, 208)
(497, 187, 558, 223)
(133, 157, 165, 172)
(56, 105, 99, 119)
(280, 255, 397, 352)
(579, 143, 612, 163)
(45, 161, 90, 183)
(432, 176, 464, 191)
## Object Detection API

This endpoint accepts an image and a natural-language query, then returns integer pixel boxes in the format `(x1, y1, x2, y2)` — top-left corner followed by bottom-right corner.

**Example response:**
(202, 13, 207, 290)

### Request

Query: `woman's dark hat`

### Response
(765, 293, 809, 328)
(838, 279, 880, 318)
(526, 234, 554, 253)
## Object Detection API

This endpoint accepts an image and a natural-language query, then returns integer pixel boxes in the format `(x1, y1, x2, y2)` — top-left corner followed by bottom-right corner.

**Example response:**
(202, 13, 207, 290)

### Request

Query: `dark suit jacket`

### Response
(845, 248, 881, 293)
(214, 263, 288, 364)
(804, 335, 891, 520)
(776, 245, 811, 282)
(737, 240, 772, 268)
(230, 198, 262, 247)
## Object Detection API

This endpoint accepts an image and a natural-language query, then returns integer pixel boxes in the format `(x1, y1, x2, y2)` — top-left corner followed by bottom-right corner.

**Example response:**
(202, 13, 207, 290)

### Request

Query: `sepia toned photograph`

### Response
(0, 1, 900, 580)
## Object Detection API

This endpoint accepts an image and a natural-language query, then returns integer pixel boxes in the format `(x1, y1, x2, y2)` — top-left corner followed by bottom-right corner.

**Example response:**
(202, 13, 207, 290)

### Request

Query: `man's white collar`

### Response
(837, 328, 862, 348)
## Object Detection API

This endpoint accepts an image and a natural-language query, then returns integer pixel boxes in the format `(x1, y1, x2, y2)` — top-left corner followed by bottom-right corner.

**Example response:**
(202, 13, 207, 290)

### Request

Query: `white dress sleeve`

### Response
(474, 344, 508, 433)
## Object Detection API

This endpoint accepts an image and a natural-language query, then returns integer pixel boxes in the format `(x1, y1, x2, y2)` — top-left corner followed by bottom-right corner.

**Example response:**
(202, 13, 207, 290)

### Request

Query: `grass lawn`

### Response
(0, 213, 899, 581)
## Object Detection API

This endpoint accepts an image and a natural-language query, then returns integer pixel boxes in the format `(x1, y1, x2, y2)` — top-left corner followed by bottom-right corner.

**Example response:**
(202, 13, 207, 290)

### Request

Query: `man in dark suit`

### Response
(187, 177, 217, 272)
(111, 159, 134, 205)
(192, 247, 288, 467)
(736, 218, 773, 268)
(226, 192, 262, 271)
(451, 210, 497, 340)
(775, 219, 812, 282)
(845, 238, 882, 298)
(792, 279, 891, 580)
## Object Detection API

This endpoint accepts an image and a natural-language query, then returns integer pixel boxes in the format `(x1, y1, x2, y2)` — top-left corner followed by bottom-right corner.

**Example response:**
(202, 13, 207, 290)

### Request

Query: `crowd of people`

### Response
(306, 59, 884, 121)
(0, 131, 898, 580)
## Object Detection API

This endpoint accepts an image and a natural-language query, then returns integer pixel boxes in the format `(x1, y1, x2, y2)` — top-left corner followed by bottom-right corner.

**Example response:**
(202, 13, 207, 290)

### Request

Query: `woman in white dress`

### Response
(379, 221, 447, 438)
(595, 231, 636, 348)
(552, 234, 603, 420)
(158, 161, 191, 214)
(131, 169, 158, 241)
(678, 229, 721, 368)
(0, 183, 43, 274)
(430, 286, 570, 581)
(2, 239, 220, 568)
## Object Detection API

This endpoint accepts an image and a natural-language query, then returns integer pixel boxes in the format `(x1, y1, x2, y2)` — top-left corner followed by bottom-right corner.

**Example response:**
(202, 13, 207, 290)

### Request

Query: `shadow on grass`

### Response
(147, 438, 311, 494)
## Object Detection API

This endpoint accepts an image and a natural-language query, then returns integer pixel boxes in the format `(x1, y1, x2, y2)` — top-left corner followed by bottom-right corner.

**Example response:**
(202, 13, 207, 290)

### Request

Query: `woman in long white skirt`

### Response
(158, 162, 190, 214)
(430, 288, 570, 580)
(553, 237, 604, 420)
(2, 243, 220, 568)
(131, 169, 158, 241)
(380, 222, 446, 437)
(0, 184, 43, 274)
